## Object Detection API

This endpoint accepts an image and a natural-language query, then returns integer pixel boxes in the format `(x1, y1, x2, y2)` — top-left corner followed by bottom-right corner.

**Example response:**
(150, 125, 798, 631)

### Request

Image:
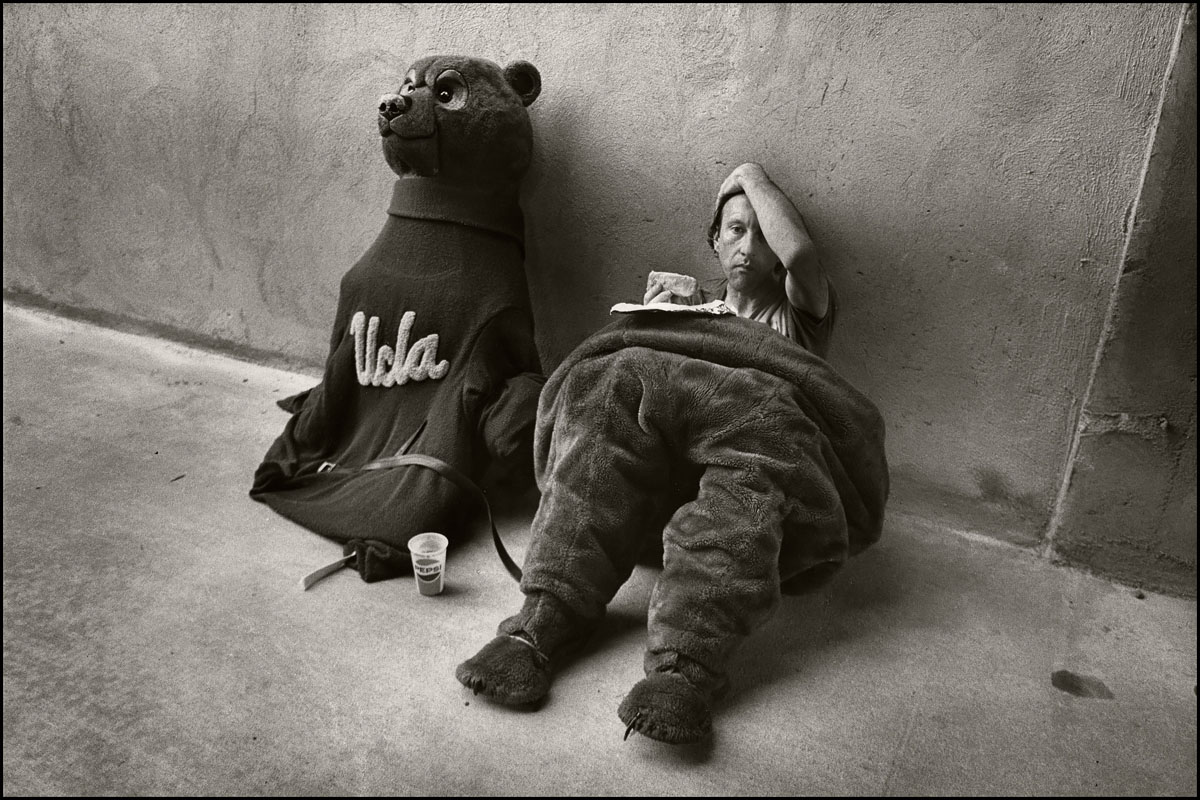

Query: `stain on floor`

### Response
(1051, 670, 1114, 699)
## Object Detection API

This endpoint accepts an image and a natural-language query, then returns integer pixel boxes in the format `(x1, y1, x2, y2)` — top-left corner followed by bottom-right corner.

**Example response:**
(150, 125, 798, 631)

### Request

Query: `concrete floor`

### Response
(3, 301, 1196, 796)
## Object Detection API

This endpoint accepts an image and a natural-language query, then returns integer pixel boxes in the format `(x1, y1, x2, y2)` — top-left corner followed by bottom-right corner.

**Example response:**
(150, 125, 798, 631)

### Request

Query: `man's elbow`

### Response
(784, 253, 830, 318)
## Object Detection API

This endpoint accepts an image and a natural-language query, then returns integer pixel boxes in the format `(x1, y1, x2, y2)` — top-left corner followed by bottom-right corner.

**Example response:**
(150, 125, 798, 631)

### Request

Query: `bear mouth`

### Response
(379, 115, 436, 141)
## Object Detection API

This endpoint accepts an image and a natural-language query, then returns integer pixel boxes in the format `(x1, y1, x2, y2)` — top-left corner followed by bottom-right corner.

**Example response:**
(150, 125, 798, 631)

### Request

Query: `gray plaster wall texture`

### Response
(3, 4, 1194, 591)
(1050, 4, 1197, 596)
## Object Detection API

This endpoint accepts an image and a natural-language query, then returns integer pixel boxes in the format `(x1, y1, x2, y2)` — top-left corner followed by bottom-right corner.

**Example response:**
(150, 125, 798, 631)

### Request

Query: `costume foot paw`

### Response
(617, 672, 712, 744)
(455, 634, 550, 706)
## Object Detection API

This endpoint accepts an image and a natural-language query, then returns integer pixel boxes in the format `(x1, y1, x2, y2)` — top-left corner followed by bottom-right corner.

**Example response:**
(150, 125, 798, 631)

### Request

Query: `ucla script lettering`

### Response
(350, 311, 450, 387)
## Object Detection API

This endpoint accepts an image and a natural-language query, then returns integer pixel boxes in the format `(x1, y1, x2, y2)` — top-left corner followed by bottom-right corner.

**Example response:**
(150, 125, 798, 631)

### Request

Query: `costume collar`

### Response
(387, 179, 524, 243)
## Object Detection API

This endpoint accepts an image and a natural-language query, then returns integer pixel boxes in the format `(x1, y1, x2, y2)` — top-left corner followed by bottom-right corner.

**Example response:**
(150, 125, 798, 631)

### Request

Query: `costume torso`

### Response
(251, 179, 542, 579)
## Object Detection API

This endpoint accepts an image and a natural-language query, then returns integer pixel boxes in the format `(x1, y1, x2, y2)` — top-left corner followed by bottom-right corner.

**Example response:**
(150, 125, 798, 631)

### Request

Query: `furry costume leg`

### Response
(457, 351, 683, 705)
(621, 363, 844, 743)
(618, 459, 785, 743)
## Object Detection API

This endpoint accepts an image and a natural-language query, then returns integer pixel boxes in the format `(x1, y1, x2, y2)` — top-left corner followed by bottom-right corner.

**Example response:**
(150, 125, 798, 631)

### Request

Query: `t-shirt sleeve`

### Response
(788, 278, 838, 360)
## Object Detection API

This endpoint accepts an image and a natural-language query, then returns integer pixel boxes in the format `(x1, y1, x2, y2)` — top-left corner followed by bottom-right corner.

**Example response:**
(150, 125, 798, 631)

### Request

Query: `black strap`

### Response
(359, 453, 523, 583)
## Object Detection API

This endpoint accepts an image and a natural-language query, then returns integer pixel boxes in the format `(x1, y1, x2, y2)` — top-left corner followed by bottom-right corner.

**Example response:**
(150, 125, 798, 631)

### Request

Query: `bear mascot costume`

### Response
(251, 55, 544, 585)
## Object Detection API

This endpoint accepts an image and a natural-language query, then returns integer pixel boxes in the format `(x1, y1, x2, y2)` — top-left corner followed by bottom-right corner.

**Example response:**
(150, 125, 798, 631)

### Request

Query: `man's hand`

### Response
(643, 271, 701, 305)
(714, 162, 768, 213)
(643, 282, 675, 304)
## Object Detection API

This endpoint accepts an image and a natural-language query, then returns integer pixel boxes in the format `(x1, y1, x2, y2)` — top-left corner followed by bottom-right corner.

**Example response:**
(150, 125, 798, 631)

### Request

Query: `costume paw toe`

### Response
(455, 635, 550, 706)
(617, 672, 712, 744)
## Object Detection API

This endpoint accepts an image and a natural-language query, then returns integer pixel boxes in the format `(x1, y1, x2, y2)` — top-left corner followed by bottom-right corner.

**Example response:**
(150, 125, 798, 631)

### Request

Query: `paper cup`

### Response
(408, 532, 449, 596)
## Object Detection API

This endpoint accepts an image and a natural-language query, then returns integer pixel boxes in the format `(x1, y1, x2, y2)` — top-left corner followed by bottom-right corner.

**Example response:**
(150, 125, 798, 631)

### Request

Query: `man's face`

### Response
(713, 194, 782, 295)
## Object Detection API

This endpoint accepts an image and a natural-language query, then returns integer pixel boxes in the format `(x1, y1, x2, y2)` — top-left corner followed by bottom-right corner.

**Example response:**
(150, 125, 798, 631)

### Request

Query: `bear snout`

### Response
(378, 93, 410, 121)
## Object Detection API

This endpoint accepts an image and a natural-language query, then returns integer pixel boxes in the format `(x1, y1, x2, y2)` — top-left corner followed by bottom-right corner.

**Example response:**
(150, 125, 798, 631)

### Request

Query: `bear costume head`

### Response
(377, 55, 541, 185)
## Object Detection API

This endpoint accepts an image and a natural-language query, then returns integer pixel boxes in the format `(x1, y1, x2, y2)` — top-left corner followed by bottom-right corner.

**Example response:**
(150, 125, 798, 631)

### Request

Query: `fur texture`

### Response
(474, 310, 888, 740)
(618, 672, 713, 744)
(455, 635, 550, 706)
(379, 55, 540, 183)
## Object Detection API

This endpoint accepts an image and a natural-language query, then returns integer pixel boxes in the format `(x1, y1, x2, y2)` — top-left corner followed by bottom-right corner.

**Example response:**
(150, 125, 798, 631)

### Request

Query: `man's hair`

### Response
(707, 189, 746, 247)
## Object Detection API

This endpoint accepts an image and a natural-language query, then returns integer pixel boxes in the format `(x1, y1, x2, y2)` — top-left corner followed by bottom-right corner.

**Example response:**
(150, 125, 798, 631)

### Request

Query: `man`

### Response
(456, 163, 869, 745)
(645, 162, 836, 358)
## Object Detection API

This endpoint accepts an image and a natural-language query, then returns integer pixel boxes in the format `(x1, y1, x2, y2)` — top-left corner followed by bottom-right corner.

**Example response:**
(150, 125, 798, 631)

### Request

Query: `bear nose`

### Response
(378, 93, 410, 120)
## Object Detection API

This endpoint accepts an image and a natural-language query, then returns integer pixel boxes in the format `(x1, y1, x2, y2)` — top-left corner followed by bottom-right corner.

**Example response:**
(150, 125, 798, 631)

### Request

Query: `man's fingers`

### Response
(716, 175, 741, 202)
(714, 173, 746, 216)
(647, 290, 674, 304)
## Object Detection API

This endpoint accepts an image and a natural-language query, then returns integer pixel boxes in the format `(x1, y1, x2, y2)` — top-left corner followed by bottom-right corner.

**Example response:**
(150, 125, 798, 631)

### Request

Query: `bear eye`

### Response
(432, 69, 467, 109)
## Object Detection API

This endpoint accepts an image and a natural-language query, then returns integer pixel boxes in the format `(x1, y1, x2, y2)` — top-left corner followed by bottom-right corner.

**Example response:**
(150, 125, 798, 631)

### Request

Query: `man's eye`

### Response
(437, 88, 453, 103)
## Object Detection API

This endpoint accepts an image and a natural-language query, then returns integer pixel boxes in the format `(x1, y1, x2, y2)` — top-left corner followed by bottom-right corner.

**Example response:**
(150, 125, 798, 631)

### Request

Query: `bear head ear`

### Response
(503, 60, 541, 107)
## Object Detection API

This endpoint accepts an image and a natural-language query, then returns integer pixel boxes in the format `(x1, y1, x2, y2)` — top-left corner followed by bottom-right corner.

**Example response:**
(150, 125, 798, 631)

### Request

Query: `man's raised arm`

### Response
(716, 163, 830, 318)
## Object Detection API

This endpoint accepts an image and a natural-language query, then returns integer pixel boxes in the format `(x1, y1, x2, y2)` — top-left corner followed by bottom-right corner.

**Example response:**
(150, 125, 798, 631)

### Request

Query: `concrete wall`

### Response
(3, 4, 1194, 589)
(1050, 4, 1197, 595)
